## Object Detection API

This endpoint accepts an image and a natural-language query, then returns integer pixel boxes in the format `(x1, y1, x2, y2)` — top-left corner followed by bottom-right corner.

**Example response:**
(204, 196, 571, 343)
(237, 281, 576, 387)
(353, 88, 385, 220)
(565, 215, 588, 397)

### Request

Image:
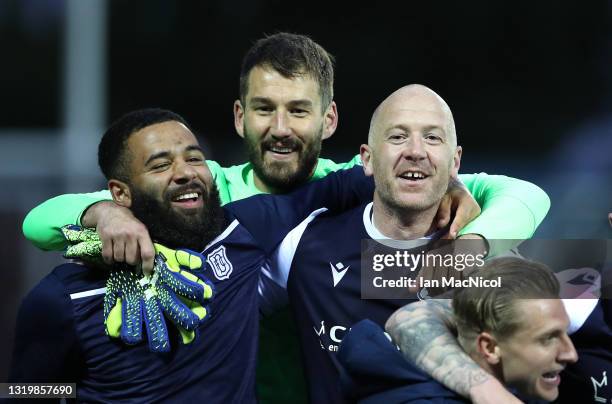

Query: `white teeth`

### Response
(270, 147, 293, 153)
(175, 192, 198, 201)
(401, 171, 425, 179)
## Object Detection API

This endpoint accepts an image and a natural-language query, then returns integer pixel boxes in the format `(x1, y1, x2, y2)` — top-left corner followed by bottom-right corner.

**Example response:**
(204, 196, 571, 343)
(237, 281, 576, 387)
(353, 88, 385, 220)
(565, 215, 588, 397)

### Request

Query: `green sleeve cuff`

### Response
(22, 190, 112, 251)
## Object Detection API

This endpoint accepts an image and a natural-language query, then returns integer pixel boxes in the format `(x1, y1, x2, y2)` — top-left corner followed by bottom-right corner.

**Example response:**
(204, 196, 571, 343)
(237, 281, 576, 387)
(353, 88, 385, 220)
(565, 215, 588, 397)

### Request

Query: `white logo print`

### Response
(313, 320, 348, 352)
(314, 321, 326, 350)
(207, 245, 233, 280)
(314, 320, 326, 336)
(330, 262, 350, 287)
(592, 371, 608, 403)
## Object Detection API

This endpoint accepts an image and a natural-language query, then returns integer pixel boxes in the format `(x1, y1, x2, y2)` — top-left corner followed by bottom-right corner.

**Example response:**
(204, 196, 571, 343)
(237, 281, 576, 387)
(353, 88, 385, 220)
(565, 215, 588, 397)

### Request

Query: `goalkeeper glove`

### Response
(150, 246, 215, 344)
(61, 225, 214, 349)
(103, 267, 171, 352)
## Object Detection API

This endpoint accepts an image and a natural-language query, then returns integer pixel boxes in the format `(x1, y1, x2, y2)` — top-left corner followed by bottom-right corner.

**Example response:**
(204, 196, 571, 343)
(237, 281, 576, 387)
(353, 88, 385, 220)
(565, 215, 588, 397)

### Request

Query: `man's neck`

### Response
(371, 195, 439, 240)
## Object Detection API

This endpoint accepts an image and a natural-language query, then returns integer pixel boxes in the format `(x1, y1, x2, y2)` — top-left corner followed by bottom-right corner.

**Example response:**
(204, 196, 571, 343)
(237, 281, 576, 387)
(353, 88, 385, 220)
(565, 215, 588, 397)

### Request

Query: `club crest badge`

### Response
(207, 245, 233, 280)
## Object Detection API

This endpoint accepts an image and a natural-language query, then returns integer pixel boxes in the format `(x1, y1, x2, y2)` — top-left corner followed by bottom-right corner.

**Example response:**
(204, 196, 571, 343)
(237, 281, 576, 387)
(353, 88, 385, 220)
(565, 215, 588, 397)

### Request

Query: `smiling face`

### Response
(234, 65, 337, 192)
(115, 120, 223, 250)
(498, 299, 578, 401)
(361, 85, 461, 215)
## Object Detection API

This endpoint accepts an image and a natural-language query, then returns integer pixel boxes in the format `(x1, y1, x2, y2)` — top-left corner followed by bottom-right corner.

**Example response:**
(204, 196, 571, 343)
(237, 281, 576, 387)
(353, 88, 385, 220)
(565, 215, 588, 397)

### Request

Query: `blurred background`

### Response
(1, 0, 610, 379)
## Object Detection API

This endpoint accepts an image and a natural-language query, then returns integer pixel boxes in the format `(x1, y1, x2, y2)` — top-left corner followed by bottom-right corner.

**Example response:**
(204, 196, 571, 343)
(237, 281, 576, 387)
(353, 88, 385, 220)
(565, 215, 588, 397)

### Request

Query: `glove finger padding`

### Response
(64, 240, 104, 261)
(177, 295, 211, 345)
(156, 259, 214, 305)
(141, 286, 170, 353)
(61, 225, 105, 265)
(61, 225, 100, 243)
(156, 286, 210, 344)
(154, 244, 204, 271)
(103, 271, 122, 338)
(103, 269, 144, 346)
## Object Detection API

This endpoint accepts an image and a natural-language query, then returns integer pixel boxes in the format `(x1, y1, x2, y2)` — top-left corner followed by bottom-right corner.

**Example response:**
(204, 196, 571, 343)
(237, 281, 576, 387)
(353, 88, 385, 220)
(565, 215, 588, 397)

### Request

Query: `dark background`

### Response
(1, 0, 610, 380)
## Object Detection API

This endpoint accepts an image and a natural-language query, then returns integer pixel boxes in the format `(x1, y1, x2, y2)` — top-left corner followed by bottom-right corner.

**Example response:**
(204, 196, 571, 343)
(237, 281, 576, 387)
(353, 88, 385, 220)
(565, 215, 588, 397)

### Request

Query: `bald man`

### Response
(266, 84, 550, 402)
(363, 84, 461, 238)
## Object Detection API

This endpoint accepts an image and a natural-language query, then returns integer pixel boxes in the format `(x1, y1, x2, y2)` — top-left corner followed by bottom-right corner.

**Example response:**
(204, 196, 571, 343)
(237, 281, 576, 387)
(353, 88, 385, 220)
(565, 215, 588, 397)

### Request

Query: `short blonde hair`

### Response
(453, 257, 559, 351)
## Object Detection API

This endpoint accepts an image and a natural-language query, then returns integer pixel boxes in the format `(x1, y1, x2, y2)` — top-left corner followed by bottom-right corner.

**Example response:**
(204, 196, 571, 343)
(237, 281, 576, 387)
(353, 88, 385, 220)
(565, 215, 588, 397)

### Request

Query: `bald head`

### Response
(368, 84, 456, 146)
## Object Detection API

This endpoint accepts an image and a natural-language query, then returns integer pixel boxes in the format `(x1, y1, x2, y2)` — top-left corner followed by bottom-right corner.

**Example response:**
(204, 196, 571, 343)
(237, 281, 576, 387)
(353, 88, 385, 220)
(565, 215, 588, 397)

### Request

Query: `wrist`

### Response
(449, 176, 467, 190)
(469, 376, 504, 402)
(81, 200, 116, 228)
(457, 233, 489, 258)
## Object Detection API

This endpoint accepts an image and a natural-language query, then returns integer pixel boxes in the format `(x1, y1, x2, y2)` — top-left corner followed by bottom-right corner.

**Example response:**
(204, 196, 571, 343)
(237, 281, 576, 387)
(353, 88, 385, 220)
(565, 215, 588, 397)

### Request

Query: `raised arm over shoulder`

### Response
(385, 299, 523, 404)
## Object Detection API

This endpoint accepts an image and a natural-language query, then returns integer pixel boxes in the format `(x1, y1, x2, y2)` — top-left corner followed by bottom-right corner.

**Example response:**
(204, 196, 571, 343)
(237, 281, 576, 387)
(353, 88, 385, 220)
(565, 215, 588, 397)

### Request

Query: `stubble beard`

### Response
(374, 164, 450, 218)
(244, 125, 322, 192)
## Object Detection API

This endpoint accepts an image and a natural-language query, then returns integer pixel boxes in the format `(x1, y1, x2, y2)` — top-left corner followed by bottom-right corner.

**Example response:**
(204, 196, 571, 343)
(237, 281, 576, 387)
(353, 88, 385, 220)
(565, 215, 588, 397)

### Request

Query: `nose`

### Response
(173, 159, 197, 184)
(401, 136, 427, 161)
(270, 111, 292, 138)
(558, 333, 578, 364)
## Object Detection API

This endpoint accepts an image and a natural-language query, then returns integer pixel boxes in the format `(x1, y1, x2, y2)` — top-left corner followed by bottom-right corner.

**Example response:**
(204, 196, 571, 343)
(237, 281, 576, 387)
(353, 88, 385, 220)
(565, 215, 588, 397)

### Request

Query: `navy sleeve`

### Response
(9, 272, 80, 385)
(338, 320, 469, 404)
(225, 166, 374, 254)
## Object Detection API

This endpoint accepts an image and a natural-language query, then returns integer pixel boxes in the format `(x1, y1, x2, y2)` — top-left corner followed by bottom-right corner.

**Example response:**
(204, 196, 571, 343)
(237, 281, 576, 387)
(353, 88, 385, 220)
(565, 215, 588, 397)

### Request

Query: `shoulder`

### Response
(17, 263, 93, 332)
(24, 262, 99, 302)
(213, 161, 265, 202)
(563, 298, 600, 335)
(214, 161, 250, 180)
(311, 155, 362, 179)
(308, 202, 367, 226)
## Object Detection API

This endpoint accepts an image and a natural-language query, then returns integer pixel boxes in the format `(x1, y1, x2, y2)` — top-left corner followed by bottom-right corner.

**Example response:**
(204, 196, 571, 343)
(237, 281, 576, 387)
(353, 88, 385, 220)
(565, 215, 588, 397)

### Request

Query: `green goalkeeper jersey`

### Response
(22, 156, 550, 404)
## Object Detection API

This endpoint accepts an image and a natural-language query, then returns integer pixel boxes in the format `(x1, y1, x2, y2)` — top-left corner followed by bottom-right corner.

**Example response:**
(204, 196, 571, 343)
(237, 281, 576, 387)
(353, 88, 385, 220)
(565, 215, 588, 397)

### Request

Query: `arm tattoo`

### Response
(386, 299, 490, 398)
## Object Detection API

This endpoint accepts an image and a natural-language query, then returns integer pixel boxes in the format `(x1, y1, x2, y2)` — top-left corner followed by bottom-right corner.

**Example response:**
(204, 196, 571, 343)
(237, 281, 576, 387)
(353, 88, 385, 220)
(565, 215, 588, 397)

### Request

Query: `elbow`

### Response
(22, 210, 42, 248)
(530, 183, 551, 227)
(385, 300, 426, 337)
(22, 210, 58, 251)
(384, 311, 398, 335)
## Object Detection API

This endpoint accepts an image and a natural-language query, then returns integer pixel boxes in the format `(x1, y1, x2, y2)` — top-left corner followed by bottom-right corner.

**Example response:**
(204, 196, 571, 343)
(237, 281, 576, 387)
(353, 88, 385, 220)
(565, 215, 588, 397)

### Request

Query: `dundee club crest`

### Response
(207, 245, 233, 280)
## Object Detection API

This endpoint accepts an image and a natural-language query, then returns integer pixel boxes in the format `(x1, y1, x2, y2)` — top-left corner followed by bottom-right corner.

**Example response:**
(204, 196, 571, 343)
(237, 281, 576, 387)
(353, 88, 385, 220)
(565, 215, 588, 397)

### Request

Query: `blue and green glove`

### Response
(61, 225, 214, 351)
(103, 268, 170, 351)
(150, 245, 214, 344)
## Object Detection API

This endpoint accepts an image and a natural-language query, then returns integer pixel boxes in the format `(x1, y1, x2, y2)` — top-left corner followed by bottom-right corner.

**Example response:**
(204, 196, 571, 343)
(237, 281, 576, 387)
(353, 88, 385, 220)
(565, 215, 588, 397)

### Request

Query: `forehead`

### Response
(128, 121, 199, 158)
(376, 94, 449, 133)
(245, 65, 321, 105)
(510, 299, 568, 338)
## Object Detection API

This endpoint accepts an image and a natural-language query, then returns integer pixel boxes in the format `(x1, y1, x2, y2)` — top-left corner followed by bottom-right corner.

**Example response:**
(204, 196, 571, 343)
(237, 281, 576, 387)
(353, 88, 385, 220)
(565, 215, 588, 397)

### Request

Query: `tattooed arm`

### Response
(385, 299, 523, 404)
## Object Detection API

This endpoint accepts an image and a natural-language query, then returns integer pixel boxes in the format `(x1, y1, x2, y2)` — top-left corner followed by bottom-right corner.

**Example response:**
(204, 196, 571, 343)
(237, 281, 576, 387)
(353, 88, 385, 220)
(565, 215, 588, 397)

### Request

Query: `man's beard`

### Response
(130, 183, 226, 252)
(244, 126, 322, 192)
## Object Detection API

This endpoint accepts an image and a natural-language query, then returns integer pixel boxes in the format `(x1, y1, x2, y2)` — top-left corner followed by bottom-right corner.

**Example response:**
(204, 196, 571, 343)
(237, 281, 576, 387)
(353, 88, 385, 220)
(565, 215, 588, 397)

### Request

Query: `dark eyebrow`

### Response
(249, 97, 313, 109)
(287, 99, 313, 109)
(145, 151, 171, 167)
(185, 144, 204, 154)
(145, 144, 204, 166)
(249, 97, 273, 105)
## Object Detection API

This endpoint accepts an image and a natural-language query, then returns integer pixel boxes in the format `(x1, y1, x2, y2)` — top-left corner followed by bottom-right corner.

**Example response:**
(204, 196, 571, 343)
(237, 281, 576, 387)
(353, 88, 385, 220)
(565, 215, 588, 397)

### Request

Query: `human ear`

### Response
(108, 179, 132, 208)
(233, 99, 245, 138)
